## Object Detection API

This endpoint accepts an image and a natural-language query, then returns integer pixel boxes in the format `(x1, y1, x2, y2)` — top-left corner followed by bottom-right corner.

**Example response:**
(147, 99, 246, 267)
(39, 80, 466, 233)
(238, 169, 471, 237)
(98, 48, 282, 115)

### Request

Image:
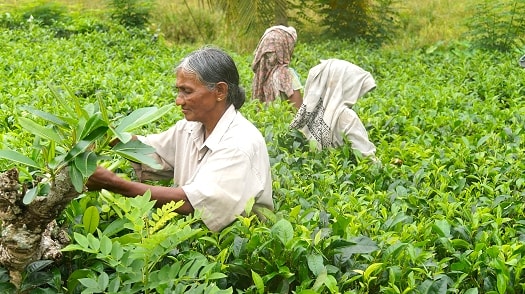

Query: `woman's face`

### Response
(175, 69, 222, 124)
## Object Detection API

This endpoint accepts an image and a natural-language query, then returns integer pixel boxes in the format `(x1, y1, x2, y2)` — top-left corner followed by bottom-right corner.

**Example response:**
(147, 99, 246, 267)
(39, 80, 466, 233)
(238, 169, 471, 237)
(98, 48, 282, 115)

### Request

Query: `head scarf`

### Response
(251, 25, 297, 103)
(290, 59, 376, 148)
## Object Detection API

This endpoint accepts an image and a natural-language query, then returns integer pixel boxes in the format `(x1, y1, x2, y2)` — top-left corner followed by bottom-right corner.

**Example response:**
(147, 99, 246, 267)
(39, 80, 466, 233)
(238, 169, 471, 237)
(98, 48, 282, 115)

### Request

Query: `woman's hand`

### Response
(86, 166, 117, 191)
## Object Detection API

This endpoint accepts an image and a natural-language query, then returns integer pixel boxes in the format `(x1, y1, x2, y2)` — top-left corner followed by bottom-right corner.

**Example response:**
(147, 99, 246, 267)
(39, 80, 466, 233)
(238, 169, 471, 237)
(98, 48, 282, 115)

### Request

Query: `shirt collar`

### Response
(190, 104, 236, 151)
(204, 104, 236, 151)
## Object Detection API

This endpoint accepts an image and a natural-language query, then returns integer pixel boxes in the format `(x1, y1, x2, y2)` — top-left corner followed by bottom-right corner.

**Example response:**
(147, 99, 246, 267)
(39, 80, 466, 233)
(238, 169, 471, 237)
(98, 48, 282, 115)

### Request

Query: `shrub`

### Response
(108, 0, 153, 29)
(301, 0, 400, 46)
(21, 1, 69, 26)
(464, 0, 525, 52)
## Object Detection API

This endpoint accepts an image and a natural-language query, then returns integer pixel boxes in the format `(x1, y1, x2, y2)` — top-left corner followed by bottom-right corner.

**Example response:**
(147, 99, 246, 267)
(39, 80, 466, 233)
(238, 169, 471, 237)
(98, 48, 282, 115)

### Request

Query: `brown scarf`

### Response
(251, 26, 297, 103)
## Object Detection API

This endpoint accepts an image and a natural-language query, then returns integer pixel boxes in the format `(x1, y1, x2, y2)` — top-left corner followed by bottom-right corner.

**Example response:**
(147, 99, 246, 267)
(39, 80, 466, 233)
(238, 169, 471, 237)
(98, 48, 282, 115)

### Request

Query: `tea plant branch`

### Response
(0, 85, 173, 289)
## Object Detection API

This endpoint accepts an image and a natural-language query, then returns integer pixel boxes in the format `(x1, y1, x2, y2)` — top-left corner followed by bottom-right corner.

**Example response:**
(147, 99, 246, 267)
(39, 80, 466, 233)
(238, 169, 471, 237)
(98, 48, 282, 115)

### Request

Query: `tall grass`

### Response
(0, 0, 485, 51)
(390, 0, 480, 50)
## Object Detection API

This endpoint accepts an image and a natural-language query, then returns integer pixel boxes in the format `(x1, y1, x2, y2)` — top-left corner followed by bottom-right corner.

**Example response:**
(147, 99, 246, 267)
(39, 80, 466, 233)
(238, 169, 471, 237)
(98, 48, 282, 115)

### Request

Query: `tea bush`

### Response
(1, 19, 525, 293)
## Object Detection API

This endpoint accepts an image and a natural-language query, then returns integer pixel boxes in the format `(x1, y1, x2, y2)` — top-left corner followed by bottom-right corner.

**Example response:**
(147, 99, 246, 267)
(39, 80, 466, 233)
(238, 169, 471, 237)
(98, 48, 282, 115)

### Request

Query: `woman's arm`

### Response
(86, 166, 194, 214)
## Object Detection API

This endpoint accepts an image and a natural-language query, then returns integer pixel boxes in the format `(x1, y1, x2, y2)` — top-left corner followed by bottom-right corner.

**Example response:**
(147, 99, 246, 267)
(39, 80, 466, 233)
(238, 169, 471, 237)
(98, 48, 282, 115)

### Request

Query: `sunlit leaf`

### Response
(251, 270, 264, 294)
(18, 117, 63, 143)
(271, 219, 293, 246)
(364, 263, 383, 281)
(114, 105, 173, 133)
(0, 150, 40, 169)
(83, 206, 100, 234)
(19, 105, 68, 128)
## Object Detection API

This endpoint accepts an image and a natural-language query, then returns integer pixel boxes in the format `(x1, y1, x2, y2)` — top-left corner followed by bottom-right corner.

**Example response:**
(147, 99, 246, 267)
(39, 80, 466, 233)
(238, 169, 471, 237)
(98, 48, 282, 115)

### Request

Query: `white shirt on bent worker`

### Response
(132, 104, 274, 232)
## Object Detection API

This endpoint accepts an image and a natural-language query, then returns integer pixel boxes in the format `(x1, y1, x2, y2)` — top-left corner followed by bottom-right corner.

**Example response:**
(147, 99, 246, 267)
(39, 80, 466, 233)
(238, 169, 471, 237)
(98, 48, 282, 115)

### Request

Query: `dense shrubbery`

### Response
(1, 16, 525, 294)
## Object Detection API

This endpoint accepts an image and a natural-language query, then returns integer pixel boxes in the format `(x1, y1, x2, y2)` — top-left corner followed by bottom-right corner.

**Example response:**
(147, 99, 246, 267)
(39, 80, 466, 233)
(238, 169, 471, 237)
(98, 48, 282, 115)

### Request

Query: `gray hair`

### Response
(176, 46, 246, 109)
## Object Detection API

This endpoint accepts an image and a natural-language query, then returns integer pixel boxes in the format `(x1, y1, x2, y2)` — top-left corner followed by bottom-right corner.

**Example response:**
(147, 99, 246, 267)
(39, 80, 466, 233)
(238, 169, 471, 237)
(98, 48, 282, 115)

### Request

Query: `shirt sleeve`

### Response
(181, 147, 265, 232)
(130, 128, 178, 182)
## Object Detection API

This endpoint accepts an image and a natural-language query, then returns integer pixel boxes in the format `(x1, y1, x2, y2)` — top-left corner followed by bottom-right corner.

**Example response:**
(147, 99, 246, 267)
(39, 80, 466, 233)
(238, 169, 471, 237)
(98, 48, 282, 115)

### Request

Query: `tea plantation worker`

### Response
(251, 25, 303, 109)
(290, 59, 377, 158)
(87, 46, 274, 232)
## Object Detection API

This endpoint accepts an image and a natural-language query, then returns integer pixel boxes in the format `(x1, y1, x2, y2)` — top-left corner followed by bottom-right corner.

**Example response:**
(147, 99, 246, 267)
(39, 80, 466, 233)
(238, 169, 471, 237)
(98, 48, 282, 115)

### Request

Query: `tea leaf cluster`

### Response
(0, 20, 525, 293)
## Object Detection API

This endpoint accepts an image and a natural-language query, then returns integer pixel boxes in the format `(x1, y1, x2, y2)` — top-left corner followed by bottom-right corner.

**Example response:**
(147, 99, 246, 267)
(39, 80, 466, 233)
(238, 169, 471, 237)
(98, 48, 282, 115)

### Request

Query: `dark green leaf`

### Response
(307, 254, 324, 276)
(69, 165, 84, 193)
(79, 113, 109, 141)
(418, 278, 448, 294)
(113, 140, 161, 169)
(102, 218, 127, 237)
(26, 260, 54, 274)
(432, 219, 451, 238)
(73, 151, 97, 177)
(67, 269, 93, 293)
(336, 236, 379, 257)
(113, 140, 156, 153)
(64, 140, 91, 163)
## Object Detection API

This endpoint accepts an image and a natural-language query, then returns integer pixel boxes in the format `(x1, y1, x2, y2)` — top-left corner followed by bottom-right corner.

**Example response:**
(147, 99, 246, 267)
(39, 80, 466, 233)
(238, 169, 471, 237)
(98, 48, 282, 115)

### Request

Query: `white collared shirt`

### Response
(135, 105, 273, 231)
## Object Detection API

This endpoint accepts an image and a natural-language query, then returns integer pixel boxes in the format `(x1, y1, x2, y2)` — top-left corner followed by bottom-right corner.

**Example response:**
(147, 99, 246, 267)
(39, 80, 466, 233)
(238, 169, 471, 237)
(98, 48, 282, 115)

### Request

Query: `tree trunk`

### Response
(0, 168, 79, 288)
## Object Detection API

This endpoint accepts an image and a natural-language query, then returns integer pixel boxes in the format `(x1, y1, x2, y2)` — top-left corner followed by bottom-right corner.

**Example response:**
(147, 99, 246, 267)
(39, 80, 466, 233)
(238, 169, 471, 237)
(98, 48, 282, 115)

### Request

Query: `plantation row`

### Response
(1, 23, 525, 293)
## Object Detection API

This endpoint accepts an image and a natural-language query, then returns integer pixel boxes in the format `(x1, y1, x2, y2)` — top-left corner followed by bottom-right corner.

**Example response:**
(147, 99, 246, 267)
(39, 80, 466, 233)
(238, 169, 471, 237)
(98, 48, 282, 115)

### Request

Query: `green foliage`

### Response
(300, 0, 400, 46)
(21, 1, 69, 26)
(1, 18, 525, 293)
(0, 83, 173, 196)
(61, 190, 230, 293)
(154, 6, 219, 44)
(465, 0, 525, 52)
(207, 0, 288, 34)
(108, 0, 153, 29)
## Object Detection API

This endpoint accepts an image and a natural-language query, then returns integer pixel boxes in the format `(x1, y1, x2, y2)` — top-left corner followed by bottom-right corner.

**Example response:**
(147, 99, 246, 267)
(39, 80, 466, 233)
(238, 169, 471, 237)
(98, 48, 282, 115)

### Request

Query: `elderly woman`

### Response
(87, 47, 274, 232)
(290, 59, 377, 158)
(251, 25, 303, 109)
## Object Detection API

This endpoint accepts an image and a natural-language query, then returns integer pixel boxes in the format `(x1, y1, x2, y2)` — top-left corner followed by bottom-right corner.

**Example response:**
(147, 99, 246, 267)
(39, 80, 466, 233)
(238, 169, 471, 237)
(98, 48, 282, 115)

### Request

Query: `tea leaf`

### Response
(22, 186, 38, 205)
(271, 219, 294, 246)
(0, 150, 40, 169)
(18, 117, 63, 143)
(83, 206, 100, 234)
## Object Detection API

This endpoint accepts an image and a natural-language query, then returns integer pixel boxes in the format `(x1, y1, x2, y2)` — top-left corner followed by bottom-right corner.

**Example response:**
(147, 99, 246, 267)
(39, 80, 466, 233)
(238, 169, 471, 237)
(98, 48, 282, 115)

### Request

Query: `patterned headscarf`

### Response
(251, 25, 297, 103)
